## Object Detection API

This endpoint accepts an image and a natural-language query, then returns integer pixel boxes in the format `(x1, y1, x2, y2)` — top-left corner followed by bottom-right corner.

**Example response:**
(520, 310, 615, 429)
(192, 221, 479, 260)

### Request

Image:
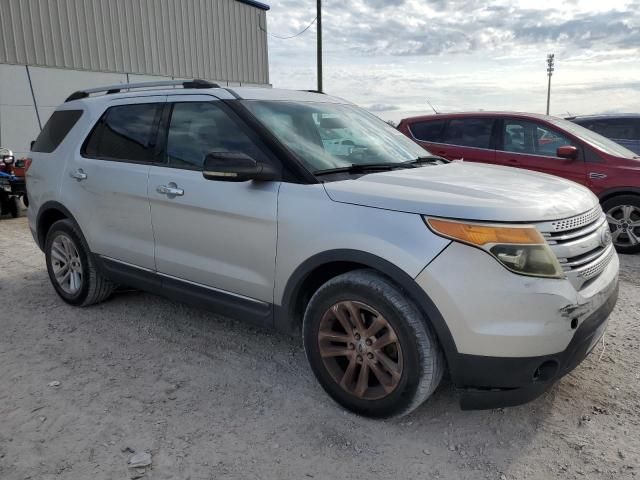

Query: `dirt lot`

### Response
(0, 216, 638, 480)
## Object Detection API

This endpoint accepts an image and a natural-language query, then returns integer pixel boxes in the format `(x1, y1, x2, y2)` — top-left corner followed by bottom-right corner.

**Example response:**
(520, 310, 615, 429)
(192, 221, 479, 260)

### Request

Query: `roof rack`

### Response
(65, 79, 220, 102)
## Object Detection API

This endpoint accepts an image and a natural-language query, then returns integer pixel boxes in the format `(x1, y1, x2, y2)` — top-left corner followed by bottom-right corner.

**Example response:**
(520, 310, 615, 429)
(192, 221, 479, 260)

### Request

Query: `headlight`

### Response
(425, 217, 564, 279)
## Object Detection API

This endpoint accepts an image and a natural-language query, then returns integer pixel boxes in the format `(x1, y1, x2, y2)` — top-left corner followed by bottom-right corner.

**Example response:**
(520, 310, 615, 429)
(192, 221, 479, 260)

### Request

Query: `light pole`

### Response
(546, 53, 554, 115)
(317, 0, 322, 92)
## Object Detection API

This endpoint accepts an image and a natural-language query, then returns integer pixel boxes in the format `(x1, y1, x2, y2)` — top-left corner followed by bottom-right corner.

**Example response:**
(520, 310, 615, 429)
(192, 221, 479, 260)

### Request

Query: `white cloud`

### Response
(265, 0, 640, 120)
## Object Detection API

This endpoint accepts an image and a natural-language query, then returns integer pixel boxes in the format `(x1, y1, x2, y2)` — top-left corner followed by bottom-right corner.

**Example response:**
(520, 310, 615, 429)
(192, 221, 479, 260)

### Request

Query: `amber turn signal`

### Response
(426, 218, 545, 246)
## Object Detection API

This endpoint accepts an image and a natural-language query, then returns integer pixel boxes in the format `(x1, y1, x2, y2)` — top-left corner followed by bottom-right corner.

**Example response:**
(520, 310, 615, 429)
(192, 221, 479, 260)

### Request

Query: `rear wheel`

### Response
(45, 219, 115, 306)
(602, 195, 640, 254)
(303, 269, 444, 418)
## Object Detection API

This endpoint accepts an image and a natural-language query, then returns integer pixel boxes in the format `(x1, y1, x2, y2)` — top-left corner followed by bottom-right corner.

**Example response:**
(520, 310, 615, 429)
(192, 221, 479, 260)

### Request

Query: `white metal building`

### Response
(0, 0, 270, 157)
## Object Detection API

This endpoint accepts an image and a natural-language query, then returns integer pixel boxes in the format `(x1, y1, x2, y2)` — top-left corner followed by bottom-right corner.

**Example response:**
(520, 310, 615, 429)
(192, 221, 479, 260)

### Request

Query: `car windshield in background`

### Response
(549, 117, 639, 159)
(242, 101, 431, 173)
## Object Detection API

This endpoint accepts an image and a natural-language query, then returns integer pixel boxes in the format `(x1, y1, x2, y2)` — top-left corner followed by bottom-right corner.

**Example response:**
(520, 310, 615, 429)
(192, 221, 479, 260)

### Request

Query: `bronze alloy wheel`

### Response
(317, 300, 404, 400)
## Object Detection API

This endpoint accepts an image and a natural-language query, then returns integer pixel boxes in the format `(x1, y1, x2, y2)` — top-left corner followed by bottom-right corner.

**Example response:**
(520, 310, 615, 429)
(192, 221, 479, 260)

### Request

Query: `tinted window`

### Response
(441, 118, 494, 149)
(409, 120, 446, 142)
(84, 104, 161, 162)
(503, 120, 575, 157)
(32, 110, 83, 153)
(580, 119, 638, 141)
(166, 102, 264, 170)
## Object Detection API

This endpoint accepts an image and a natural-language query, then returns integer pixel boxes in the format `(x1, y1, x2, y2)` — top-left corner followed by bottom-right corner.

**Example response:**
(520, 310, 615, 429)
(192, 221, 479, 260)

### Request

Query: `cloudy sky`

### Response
(264, 0, 640, 122)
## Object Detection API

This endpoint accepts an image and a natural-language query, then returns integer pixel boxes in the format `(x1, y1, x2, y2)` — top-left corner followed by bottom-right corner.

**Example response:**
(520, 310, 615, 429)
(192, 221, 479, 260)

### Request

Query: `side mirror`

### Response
(556, 145, 578, 160)
(30, 140, 36, 150)
(202, 152, 278, 182)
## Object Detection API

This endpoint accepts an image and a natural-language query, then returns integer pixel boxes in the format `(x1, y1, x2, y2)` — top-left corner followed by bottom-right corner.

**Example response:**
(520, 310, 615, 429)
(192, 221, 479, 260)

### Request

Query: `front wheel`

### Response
(602, 195, 640, 254)
(303, 270, 444, 418)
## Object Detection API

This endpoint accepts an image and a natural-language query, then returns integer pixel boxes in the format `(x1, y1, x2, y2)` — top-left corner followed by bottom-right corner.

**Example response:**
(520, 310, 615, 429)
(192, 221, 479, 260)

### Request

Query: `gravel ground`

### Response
(0, 216, 638, 480)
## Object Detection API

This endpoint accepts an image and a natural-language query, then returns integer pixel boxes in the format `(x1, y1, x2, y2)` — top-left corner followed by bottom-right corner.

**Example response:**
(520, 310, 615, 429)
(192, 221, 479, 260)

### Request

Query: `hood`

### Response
(323, 162, 599, 222)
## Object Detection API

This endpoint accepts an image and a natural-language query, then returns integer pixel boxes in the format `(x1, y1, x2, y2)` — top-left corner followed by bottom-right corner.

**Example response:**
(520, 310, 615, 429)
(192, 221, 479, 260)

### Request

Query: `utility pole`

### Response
(316, 0, 323, 92)
(546, 53, 554, 115)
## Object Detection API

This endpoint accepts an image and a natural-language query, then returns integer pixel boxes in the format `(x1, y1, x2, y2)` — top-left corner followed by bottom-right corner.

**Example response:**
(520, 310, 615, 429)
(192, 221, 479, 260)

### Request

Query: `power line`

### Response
(259, 16, 317, 40)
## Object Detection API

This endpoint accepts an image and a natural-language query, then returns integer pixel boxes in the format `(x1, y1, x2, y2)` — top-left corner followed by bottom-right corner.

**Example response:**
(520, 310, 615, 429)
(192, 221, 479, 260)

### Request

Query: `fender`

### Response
(274, 249, 460, 374)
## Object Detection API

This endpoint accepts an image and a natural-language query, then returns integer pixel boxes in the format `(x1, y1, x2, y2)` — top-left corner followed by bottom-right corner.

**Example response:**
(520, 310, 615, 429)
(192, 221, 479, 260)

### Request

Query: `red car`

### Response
(398, 112, 640, 253)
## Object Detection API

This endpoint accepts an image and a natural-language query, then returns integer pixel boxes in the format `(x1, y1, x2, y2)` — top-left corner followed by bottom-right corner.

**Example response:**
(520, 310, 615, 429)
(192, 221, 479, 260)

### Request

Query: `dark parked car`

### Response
(568, 114, 640, 155)
(398, 112, 640, 253)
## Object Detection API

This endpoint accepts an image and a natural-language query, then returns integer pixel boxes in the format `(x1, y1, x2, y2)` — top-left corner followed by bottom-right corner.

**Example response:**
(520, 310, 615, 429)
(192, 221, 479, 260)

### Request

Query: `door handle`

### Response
(157, 184, 184, 196)
(70, 168, 87, 181)
(507, 159, 520, 165)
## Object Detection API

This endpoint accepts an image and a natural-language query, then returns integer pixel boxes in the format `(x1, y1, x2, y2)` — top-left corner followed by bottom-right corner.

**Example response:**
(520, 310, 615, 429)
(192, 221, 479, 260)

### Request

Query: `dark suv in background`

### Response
(398, 112, 640, 253)
(568, 114, 640, 155)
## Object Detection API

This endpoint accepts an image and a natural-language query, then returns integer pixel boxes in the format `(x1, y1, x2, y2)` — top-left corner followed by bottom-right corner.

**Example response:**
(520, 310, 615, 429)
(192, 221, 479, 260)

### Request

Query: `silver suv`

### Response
(27, 80, 619, 417)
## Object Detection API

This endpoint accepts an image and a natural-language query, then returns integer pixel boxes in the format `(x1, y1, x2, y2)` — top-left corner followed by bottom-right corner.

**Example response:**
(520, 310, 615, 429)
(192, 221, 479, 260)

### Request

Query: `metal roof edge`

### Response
(236, 0, 270, 11)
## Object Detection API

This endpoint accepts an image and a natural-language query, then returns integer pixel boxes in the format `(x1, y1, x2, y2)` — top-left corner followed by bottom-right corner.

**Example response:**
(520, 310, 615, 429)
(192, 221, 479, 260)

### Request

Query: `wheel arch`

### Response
(36, 201, 84, 250)
(275, 249, 459, 369)
(598, 187, 640, 204)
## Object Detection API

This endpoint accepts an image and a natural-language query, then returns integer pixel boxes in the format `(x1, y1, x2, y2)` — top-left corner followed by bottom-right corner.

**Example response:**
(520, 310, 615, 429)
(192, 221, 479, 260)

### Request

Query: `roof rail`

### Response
(65, 79, 220, 102)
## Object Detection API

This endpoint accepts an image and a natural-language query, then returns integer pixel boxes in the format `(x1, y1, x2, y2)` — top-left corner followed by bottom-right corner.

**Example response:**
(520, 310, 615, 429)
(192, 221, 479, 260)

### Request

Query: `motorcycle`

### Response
(0, 148, 27, 218)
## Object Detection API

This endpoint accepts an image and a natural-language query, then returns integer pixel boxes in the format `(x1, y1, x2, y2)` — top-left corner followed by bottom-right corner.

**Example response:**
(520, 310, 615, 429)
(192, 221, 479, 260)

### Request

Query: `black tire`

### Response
(45, 219, 115, 306)
(9, 196, 20, 218)
(303, 269, 444, 418)
(602, 195, 640, 254)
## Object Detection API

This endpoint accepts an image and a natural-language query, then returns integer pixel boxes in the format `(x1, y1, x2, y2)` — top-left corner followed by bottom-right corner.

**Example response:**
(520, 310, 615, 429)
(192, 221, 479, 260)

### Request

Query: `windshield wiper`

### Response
(313, 163, 412, 176)
(402, 155, 448, 165)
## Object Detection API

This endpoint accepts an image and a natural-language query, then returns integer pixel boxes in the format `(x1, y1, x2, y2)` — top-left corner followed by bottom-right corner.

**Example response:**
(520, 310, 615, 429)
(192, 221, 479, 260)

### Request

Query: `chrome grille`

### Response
(575, 245, 615, 280)
(538, 207, 614, 290)
(547, 207, 602, 232)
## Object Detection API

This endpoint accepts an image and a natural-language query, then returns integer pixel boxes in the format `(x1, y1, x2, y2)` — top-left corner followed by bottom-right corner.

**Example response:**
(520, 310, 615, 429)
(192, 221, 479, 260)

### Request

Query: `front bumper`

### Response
(416, 240, 619, 409)
(456, 282, 617, 409)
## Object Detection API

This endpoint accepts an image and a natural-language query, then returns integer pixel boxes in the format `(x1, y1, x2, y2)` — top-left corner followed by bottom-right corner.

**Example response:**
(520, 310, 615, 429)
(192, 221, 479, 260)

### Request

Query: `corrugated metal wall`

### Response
(0, 0, 269, 84)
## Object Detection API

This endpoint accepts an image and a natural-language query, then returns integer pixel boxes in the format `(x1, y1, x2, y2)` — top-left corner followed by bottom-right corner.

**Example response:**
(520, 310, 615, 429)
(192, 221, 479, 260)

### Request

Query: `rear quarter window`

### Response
(409, 119, 446, 142)
(32, 110, 84, 153)
(441, 118, 494, 149)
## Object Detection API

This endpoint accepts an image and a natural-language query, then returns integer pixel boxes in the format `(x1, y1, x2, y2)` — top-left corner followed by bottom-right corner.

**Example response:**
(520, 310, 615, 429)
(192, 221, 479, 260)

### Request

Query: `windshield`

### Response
(242, 100, 430, 172)
(548, 117, 639, 159)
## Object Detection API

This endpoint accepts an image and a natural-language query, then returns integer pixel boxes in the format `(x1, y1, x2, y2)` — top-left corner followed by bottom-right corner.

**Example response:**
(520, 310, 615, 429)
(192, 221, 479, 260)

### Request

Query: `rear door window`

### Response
(83, 104, 162, 162)
(441, 118, 494, 149)
(32, 110, 83, 153)
(409, 120, 446, 142)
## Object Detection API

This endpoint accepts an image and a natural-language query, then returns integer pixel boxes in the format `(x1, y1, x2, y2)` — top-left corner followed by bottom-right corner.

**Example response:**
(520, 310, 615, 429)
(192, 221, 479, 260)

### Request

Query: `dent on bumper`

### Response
(416, 242, 619, 358)
(457, 282, 618, 410)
